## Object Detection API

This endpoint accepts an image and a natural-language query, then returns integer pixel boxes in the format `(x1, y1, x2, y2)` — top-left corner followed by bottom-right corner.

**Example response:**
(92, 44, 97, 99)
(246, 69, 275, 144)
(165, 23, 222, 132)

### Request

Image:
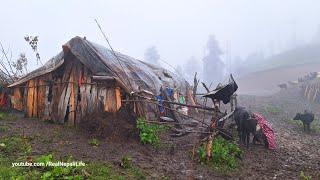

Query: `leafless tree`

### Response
(11, 53, 28, 78)
(24, 35, 42, 65)
(0, 40, 31, 84)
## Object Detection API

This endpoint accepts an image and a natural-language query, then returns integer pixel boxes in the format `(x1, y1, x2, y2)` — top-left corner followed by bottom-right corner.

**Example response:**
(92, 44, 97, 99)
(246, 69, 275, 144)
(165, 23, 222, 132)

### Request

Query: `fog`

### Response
(1, 0, 320, 88)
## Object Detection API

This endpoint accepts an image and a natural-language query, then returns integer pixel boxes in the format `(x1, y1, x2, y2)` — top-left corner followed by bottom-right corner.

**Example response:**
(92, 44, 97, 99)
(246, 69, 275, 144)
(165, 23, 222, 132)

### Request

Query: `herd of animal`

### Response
(278, 71, 319, 90)
(232, 106, 315, 148)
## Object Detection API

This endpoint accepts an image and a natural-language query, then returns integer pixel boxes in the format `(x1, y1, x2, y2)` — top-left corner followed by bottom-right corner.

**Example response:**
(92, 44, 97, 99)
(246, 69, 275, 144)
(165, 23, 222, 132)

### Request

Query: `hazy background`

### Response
(1, 0, 320, 94)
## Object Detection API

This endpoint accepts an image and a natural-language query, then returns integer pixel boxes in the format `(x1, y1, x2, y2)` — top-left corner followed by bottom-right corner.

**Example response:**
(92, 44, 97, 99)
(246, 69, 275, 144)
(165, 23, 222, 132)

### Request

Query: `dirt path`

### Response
(1, 88, 320, 179)
(238, 88, 320, 179)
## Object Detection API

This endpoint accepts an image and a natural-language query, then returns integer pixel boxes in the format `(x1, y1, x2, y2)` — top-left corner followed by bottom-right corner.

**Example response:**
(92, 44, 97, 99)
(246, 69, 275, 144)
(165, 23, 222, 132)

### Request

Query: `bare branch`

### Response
(0, 42, 15, 75)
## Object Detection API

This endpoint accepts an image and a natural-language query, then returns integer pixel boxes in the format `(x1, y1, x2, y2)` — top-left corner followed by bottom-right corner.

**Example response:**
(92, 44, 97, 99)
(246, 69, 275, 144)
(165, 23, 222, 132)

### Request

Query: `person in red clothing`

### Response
(251, 112, 276, 150)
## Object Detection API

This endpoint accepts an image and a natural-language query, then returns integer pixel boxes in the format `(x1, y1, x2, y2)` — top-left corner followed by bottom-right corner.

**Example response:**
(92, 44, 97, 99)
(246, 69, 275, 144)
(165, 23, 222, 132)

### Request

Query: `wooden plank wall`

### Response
(16, 58, 124, 125)
(12, 88, 23, 111)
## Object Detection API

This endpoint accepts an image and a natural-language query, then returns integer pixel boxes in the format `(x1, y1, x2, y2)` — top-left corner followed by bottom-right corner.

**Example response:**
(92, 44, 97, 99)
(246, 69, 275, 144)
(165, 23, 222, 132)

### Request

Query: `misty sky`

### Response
(1, 0, 320, 71)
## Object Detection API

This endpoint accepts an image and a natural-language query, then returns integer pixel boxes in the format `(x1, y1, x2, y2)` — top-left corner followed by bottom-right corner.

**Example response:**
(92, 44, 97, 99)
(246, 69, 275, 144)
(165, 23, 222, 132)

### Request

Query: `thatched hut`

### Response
(8, 37, 191, 126)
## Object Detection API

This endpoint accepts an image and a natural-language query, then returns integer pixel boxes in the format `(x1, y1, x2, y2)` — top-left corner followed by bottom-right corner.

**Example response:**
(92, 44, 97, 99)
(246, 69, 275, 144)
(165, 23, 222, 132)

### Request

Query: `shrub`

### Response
(88, 138, 100, 147)
(136, 118, 168, 147)
(120, 155, 132, 169)
(197, 136, 242, 171)
(299, 171, 311, 180)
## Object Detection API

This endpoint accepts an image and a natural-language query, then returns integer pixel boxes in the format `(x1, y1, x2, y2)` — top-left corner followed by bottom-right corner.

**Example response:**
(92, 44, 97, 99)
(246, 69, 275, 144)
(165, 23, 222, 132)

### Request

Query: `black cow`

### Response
(234, 107, 268, 148)
(234, 107, 249, 143)
(293, 111, 314, 132)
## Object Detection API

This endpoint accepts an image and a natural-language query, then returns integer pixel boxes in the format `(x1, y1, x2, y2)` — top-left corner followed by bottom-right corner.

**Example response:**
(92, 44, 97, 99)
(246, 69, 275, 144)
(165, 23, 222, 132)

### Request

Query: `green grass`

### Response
(286, 118, 320, 133)
(0, 135, 145, 179)
(299, 171, 311, 180)
(197, 136, 242, 172)
(265, 106, 282, 115)
(0, 112, 16, 121)
(88, 138, 100, 147)
(136, 118, 169, 148)
(0, 136, 32, 156)
(0, 125, 9, 132)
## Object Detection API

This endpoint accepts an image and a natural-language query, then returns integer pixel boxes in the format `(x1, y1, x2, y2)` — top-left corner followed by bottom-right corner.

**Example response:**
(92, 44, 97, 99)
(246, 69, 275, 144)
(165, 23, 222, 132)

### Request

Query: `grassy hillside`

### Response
(248, 42, 320, 73)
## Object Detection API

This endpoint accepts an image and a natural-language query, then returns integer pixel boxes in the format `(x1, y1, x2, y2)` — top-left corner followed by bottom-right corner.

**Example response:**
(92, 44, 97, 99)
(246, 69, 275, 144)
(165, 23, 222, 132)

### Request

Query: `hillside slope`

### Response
(237, 42, 320, 95)
(242, 42, 320, 74)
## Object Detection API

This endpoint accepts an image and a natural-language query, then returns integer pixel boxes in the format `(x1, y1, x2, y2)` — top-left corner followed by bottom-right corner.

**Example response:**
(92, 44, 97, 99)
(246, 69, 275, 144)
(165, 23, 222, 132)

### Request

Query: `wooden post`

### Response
(187, 89, 198, 113)
(206, 134, 213, 161)
(230, 95, 234, 112)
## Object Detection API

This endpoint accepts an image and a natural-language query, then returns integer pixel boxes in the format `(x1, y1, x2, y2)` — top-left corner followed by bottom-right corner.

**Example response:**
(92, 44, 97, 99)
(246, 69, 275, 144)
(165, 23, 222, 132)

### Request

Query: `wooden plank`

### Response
(68, 67, 75, 126)
(99, 87, 107, 112)
(23, 84, 28, 115)
(44, 83, 50, 120)
(74, 62, 82, 126)
(105, 88, 117, 112)
(115, 87, 121, 111)
(57, 61, 74, 123)
(85, 70, 92, 114)
(90, 84, 98, 112)
(79, 68, 86, 119)
(32, 79, 38, 117)
(12, 87, 23, 111)
(43, 73, 53, 120)
(27, 80, 34, 117)
(92, 75, 116, 81)
(51, 76, 62, 122)
(37, 78, 46, 119)
(68, 60, 82, 126)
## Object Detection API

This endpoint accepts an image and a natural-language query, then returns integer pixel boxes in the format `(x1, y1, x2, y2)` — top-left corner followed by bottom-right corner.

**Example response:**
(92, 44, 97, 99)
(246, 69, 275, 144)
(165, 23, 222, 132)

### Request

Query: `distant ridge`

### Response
(249, 42, 320, 73)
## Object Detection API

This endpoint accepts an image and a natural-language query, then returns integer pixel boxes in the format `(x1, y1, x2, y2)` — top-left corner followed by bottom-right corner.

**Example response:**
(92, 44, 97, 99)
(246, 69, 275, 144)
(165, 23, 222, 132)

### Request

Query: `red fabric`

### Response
(0, 93, 7, 106)
(252, 112, 276, 150)
(78, 74, 84, 86)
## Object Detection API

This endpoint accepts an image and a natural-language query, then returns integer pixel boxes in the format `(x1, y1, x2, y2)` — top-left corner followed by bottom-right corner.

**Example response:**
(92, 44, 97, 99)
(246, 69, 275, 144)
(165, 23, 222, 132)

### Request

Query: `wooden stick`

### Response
(126, 94, 215, 111)
(123, 99, 210, 127)
(218, 110, 234, 122)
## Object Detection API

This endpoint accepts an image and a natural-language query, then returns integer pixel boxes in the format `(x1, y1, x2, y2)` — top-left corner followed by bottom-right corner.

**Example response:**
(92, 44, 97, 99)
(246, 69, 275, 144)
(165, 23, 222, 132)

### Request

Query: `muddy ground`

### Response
(1, 87, 320, 179)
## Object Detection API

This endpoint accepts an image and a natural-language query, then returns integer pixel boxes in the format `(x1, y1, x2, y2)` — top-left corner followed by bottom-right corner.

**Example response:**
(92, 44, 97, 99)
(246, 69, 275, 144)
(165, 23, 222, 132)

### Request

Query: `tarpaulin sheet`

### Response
(9, 37, 189, 94)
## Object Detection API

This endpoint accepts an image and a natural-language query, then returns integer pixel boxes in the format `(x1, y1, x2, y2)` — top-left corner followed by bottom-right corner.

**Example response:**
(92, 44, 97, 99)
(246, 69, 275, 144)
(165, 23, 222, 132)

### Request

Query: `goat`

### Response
(293, 111, 314, 132)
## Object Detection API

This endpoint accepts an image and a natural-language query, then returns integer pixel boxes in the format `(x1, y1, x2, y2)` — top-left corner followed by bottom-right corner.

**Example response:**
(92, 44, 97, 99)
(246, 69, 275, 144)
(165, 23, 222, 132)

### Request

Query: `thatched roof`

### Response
(9, 36, 188, 94)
